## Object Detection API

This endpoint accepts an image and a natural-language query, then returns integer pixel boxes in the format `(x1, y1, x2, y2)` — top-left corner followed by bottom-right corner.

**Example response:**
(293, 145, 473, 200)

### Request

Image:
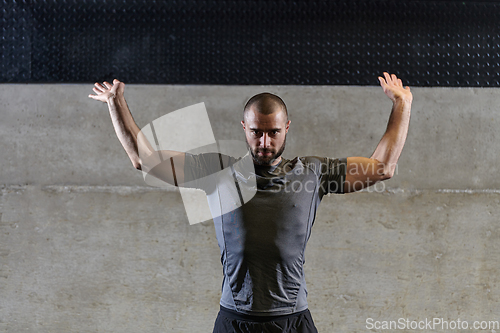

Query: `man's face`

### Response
(241, 107, 291, 166)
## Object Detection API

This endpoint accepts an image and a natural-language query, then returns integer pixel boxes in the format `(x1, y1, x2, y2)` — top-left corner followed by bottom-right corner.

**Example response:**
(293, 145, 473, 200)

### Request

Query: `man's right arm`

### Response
(89, 79, 185, 185)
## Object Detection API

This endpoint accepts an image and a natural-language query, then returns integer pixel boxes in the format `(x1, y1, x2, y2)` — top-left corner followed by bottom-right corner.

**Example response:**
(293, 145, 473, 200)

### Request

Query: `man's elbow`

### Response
(376, 161, 397, 181)
(379, 170, 393, 181)
(370, 172, 392, 185)
(131, 157, 142, 170)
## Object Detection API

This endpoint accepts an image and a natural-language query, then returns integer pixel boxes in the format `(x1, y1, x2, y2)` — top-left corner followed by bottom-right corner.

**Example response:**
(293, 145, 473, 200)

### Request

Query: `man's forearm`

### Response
(106, 95, 142, 169)
(115, 94, 141, 137)
(370, 97, 412, 177)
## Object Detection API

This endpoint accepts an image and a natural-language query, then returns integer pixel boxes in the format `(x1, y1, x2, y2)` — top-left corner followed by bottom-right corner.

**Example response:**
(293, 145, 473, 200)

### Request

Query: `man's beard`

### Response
(248, 135, 287, 166)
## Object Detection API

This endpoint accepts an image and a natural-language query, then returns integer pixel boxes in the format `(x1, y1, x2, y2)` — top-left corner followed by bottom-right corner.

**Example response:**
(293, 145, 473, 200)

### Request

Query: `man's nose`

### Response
(259, 133, 271, 148)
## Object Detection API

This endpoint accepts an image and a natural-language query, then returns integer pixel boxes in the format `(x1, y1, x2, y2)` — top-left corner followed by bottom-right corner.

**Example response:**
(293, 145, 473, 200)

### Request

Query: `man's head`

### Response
(241, 93, 291, 166)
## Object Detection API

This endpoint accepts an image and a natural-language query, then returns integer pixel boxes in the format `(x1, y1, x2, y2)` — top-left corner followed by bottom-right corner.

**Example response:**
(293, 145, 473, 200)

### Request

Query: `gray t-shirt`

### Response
(184, 153, 346, 316)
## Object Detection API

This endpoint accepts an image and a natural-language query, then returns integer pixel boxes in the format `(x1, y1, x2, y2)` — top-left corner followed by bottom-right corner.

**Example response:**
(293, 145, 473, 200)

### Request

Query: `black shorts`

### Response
(212, 306, 319, 333)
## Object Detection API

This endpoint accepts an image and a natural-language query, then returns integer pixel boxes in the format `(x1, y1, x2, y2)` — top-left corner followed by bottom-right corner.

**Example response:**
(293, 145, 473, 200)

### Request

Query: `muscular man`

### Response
(89, 73, 412, 333)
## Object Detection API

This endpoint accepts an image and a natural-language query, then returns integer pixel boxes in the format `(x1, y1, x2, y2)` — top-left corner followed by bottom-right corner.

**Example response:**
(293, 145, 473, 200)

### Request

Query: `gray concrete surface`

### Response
(1, 84, 499, 332)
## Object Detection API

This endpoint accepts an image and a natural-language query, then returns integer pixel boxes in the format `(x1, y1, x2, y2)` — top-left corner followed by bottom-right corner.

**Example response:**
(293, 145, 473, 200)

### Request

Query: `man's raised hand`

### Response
(378, 72, 412, 103)
(88, 79, 124, 103)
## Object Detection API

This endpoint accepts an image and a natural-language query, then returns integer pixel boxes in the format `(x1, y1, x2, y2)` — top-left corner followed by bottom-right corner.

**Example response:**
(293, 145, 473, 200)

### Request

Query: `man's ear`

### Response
(285, 120, 291, 133)
(241, 120, 246, 130)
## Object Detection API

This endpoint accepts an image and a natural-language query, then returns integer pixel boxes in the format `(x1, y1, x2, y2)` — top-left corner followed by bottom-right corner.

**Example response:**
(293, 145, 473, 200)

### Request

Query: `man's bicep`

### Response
(181, 152, 234, 190)
(144, 152, 235, 189)
(142, 150, 186, 186)
(344, 156, 387, 193)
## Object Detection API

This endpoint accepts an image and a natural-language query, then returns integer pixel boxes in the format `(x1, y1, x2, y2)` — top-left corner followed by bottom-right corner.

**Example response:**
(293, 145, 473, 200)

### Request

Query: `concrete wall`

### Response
(1, 84, 499, 332)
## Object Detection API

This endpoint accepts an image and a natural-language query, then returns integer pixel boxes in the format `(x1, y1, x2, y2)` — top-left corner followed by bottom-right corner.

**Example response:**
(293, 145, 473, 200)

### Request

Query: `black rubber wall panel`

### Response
(2, 0, 500, 86)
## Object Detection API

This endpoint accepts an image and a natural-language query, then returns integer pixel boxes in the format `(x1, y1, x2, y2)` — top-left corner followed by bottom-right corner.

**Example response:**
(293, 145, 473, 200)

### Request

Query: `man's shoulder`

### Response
(284, 156, 346, 175)
(186, 152, 242, 165)
(298, 156, 328, 163)
(280, 156, 329, 175)
(293, 155, 346, 165)
(285, 156, 329, 167)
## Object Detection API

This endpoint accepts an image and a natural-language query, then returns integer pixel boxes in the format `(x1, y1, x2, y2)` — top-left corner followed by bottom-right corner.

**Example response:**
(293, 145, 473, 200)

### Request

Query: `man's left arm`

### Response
(344, 72, 413, 193)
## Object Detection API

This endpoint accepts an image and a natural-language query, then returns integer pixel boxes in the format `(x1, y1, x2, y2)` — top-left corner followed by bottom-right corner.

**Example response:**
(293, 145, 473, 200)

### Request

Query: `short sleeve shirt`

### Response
(184, 153, 346, 316)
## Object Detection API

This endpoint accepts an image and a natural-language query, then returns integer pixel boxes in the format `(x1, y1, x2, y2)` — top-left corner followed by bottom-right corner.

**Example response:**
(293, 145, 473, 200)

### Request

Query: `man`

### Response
(89, 73, 412, 332)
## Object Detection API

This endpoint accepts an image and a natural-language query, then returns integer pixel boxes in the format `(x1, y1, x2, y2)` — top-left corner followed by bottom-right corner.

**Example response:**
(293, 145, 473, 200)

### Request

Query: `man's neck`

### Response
(271, 156, 282, 166)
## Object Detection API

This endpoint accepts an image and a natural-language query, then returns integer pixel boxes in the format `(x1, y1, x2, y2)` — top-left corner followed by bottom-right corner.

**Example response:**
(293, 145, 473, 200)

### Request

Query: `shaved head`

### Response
(241, 92, 291, 165)
(243, 92, 288, 121)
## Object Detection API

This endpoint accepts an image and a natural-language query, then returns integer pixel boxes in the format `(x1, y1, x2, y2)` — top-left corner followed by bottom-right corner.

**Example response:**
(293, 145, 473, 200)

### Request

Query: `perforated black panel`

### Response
(2, 0, 500, 86)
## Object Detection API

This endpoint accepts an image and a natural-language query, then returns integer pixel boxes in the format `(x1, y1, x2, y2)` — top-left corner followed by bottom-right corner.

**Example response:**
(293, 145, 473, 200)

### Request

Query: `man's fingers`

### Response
(378, 76, 386, 86)
(92, 87, 102, 94)
(94, 81, 114, 91)
(381, 73, 406, 87)
(94, 82, 106, 91)
(383, 72, 391, 84)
